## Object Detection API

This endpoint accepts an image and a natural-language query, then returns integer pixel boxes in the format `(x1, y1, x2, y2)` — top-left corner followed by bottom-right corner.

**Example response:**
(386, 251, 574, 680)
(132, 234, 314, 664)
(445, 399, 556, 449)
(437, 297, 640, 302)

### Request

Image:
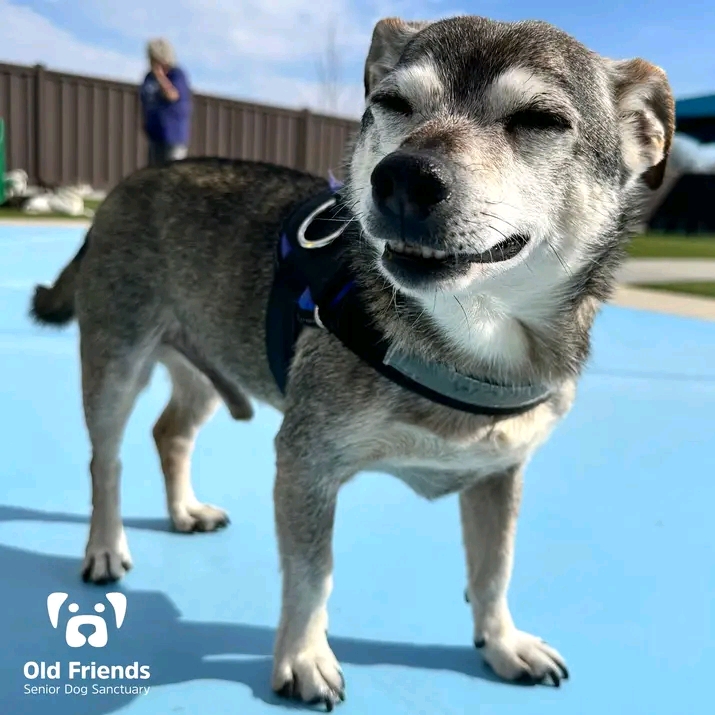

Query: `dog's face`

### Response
(348, 16, 674, 300)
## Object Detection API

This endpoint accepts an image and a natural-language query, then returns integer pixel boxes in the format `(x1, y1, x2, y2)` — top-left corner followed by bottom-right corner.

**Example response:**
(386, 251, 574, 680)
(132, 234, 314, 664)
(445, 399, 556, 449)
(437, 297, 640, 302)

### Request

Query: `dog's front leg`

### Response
(271, 429, 346, 709)
(461, 466, 569, 687)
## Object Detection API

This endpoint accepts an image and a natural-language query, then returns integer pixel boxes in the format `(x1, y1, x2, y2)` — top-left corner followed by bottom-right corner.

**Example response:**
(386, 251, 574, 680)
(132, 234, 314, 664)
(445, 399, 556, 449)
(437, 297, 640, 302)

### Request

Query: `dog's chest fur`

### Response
(368, 399, 567, 499)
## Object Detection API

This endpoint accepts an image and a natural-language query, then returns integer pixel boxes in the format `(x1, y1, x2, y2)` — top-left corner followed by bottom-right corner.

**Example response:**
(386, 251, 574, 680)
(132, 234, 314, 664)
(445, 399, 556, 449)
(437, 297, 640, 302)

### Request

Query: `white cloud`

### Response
(212, 72, 366, 119)
(77, 0, 380, 64)
(0, 0, 144, 82)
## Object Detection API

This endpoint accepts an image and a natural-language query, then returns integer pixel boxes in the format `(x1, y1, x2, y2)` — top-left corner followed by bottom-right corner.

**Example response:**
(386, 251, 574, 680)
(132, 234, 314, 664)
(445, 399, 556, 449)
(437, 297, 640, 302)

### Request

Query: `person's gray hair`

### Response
(147, 38, 176, 67)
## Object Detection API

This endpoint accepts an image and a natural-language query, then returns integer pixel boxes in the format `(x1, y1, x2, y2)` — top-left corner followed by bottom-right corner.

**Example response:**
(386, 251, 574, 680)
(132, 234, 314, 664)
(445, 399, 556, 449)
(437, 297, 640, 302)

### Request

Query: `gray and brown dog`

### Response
(31, 15, 673, 710)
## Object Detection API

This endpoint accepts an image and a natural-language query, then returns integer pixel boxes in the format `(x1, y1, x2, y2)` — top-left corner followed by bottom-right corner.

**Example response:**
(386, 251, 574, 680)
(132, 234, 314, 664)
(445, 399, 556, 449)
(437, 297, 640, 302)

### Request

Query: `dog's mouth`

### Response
(384, 234, 529, 264)
(381, 233, 530, 286)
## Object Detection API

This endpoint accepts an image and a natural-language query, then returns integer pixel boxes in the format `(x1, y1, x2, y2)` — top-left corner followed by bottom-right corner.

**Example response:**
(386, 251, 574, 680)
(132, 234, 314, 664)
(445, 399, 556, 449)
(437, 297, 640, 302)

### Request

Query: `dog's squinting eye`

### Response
(505, 109, 572, 133)
(361, 108, 375, 130)
(372, 93, 413, 116)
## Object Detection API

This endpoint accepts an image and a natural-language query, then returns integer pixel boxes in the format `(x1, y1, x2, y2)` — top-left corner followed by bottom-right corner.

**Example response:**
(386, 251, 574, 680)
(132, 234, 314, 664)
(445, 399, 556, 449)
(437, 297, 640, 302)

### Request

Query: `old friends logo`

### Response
(48, 592, 127, 647)
(23, 592, 151, 697)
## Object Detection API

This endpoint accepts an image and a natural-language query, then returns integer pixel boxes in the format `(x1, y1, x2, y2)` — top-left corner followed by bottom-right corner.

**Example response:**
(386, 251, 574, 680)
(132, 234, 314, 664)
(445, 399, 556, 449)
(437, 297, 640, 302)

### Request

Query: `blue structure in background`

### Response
(0, 224, 713, 715)
(675, 93, 715, 142)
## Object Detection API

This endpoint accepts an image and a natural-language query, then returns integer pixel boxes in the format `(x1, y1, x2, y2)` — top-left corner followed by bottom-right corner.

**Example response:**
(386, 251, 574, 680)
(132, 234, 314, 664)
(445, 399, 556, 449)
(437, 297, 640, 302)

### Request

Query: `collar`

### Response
(382, 346, 553, 412)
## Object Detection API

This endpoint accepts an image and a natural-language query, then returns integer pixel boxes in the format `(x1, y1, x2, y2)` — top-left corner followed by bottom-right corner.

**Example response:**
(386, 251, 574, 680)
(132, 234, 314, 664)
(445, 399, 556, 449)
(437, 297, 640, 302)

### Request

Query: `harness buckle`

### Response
(297, 197, 347, 249)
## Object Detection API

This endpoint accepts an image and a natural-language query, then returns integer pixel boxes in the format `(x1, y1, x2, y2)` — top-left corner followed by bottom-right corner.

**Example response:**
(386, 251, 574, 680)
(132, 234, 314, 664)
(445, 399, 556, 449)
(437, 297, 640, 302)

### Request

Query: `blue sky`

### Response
(1, 0, 713, 117)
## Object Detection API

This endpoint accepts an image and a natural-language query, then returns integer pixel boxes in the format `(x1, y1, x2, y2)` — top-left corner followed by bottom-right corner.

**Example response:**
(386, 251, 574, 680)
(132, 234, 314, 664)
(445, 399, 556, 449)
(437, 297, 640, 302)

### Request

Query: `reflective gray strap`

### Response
(383, 348, 552, 411)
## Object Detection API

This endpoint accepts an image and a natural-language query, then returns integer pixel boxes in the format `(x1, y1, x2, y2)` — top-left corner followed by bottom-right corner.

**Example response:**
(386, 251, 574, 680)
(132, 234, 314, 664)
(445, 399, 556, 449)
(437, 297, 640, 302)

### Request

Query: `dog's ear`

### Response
(607, 58, 675, 190)
(364, 18, 431, 97)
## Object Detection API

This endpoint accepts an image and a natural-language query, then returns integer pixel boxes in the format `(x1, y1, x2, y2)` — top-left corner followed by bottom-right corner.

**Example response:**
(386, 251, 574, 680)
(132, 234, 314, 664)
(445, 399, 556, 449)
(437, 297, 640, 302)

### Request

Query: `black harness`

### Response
(265, 186, 553, 417)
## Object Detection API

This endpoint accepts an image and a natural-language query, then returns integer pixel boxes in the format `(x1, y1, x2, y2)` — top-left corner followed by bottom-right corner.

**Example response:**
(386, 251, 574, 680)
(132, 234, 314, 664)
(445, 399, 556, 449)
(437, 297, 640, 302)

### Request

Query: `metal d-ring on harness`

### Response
(296, 196, 347, 250)
(296, 194, 347, 329)
(295, 194, 347, 329)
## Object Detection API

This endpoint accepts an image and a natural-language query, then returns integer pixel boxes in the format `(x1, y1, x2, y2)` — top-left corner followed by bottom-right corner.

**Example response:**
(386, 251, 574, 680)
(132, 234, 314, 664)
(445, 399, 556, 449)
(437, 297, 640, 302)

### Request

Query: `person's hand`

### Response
(151, 62, 179, 101)
(151, 62, 166, 80)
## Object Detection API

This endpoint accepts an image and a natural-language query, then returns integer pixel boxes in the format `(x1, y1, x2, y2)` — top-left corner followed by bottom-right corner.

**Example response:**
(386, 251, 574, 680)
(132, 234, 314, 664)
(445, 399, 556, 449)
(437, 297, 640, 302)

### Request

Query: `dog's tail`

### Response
(30, 230, 90, 326)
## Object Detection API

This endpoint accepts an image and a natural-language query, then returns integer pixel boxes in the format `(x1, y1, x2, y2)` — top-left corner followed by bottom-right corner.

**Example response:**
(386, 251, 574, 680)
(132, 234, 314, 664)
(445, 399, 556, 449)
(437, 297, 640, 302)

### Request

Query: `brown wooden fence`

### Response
(0, 62, 360, 190)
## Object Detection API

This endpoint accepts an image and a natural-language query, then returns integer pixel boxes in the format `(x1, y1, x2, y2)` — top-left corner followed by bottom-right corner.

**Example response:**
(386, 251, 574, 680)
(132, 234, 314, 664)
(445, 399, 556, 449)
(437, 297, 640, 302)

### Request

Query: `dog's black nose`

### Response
(371, 152, 449, 222)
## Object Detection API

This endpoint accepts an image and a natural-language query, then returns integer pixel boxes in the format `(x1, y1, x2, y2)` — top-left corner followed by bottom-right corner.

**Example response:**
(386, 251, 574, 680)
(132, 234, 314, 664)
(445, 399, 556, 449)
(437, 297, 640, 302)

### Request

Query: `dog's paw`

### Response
(82, 531, 132, 584)
(272, 639, 345, 711)
(476, 630, 569, 687)
(170, 501, 230, 533)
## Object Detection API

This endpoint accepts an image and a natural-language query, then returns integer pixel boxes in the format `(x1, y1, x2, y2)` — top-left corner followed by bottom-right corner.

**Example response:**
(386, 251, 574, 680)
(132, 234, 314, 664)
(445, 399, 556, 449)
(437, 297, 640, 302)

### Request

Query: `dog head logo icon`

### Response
(47, 592, 127, 648)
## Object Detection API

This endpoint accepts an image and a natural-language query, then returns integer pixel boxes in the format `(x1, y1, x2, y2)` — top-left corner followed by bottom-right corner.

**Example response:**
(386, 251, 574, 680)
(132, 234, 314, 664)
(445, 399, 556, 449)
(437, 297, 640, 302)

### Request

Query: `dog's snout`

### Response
(371, 152, 449, 222)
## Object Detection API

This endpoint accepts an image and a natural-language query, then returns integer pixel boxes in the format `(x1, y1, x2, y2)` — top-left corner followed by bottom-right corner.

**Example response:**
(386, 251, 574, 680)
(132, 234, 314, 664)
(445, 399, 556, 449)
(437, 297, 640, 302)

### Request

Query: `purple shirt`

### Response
(140, 66, 192, 146)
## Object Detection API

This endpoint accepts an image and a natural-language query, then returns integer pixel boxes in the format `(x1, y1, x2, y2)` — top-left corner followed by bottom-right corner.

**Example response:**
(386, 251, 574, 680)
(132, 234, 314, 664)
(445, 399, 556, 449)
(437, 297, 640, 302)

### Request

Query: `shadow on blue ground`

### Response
(0, 505, 501, 715)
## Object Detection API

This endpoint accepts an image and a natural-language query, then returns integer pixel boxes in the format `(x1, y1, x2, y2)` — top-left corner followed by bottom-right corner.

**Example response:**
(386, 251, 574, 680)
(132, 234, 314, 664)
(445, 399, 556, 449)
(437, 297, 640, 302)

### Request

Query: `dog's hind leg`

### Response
(152, 347, 233, 533)
(81, 342, 156, 584)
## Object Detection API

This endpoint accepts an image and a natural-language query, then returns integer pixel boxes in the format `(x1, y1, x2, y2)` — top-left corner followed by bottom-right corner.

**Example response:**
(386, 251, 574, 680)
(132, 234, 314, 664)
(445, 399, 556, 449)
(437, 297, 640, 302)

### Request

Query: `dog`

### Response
(30, 15, 674, 709)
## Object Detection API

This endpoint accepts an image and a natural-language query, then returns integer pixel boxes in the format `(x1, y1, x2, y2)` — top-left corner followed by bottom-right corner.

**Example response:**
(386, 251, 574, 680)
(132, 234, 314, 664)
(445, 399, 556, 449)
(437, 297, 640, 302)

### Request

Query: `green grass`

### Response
(0, 198, 102, 220)
(637, 282, 715, 299)
(627, 234, 715, 259)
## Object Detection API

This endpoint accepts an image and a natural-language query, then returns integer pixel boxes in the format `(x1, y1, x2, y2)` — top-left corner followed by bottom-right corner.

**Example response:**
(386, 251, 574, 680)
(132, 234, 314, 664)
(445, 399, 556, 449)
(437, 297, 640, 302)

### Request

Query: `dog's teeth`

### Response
(386, 242, 448, 260)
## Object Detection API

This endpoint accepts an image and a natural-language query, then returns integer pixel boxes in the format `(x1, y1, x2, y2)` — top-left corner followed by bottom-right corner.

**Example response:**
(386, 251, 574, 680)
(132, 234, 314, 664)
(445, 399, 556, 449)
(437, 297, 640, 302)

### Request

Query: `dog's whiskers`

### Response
(545, 239, 572, 276)
(453, 296, 472, 340)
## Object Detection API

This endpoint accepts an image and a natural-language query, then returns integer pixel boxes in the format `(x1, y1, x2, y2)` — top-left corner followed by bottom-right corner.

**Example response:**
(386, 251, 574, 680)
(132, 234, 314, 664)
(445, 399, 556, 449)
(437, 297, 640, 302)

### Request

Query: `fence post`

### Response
(33, 64, 45, 186)
(296, 108, 313, 173)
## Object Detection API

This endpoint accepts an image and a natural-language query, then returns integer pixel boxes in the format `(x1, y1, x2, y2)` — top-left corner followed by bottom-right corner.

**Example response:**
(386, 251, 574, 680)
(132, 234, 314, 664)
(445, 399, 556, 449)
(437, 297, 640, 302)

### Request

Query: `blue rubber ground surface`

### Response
(1, 224, 713, 715)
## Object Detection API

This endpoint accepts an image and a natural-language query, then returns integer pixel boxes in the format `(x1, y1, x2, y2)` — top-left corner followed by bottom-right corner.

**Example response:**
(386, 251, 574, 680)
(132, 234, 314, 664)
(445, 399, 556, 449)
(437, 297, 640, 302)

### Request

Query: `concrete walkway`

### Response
(0, 217, 91, 229)
(609, 286, 715, 321)
(611, 259, 715, 320)
(617, 258, 715, 284)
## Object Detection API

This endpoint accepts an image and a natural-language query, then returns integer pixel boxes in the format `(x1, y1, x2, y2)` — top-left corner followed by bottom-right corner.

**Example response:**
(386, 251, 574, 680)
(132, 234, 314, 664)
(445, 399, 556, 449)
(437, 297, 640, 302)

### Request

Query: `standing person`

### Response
(140, 38, 192, 167)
